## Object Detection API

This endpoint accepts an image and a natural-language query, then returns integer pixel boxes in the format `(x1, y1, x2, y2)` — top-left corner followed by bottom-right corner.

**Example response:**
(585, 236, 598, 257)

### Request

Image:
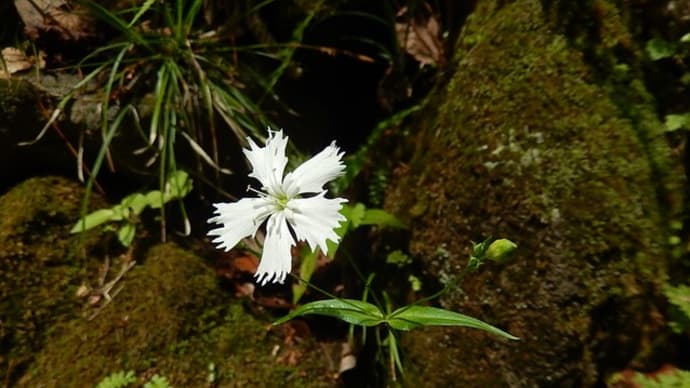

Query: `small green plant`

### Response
(95, 371, 136, 388)
(645, 35, 689, 61)
(96, 371, 172, 388)
(277, 238, 519, 381)
(664, 283, 690, 334)
(143, 374, 172, 388)
(70, 170, 192, 247)
(386, 250, 413, 267)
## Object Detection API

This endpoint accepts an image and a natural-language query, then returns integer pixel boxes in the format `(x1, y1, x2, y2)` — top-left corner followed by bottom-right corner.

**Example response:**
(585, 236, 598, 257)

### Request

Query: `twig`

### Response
(87, 256, 136, 321)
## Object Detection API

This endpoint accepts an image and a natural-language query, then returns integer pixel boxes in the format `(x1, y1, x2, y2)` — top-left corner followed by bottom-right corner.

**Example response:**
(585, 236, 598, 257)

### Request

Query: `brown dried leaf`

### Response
(0, 47, 33, 79)
(395, 5, 445, 66)
(14, 0, 94, 41)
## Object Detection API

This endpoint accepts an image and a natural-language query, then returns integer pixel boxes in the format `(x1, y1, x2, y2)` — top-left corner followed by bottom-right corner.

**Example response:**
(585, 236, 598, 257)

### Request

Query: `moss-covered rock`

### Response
(0, 177, 333, 386)
(18, 243, 334, 387)
(0, 176, 104, 384)
(385, 0, 679, 386)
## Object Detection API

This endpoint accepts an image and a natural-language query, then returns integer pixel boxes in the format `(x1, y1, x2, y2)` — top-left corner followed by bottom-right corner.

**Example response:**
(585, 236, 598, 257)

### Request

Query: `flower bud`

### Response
(485, 239, 517, 262)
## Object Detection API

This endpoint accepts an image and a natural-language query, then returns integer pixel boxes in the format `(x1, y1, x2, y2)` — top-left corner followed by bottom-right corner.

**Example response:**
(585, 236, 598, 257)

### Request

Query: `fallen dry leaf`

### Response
(0, 47, 32, 78)
(395, 4, 445, 67)
(14, 0, 94, 41)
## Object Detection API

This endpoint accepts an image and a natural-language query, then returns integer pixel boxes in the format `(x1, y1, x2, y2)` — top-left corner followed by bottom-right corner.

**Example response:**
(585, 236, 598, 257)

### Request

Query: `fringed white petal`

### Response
(243, 130, 289, 196)
(282, 141, 345, 197)
(255, 211, 294, 285)
(207, 197, 274, 251)
(287, 192, 347, 254)
(209, 128, 348, 287)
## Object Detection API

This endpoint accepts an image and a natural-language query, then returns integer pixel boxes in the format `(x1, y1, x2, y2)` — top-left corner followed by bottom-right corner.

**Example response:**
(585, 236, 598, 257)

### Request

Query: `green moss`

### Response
(0, 176, 106, 384)
(386, 0, 676, 385)
(18, 243, 333, 387)
(0, 178, 333, 386)
(542, 0, 684, 222)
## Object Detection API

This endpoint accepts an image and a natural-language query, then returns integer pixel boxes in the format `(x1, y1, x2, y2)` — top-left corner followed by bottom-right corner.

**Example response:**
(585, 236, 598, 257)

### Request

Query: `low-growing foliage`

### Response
(95, 371, 135, 388)
(70, 170, 192, 247)
(95, 371, 172, 388)
(278, 237, 519, 381)
(664, 283, 690, 334)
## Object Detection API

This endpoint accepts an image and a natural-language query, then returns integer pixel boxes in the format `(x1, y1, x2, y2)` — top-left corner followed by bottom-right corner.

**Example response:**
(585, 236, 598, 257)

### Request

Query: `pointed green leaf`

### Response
(360, 208, 407, 229)
(325, 238, 340, 259)
(70, 208, 119, 233)
(387, 331, 404, 376)
(81, 0, 148, 48)
(164, 170, 192, 199)
(339, 203, 366, 230)
(327, 203, 362, 258)
(110, 203, 131, 220)
(387, 305, 518, 340)
(117, 223, 136, 247)
(333, 210, 352, 238)
(665, 113, 690, 132)
(120, 193, 148, 215)
(127, 0, 157, 27)
(292, 247, 320, 304)
(274, 299, 385, 327)
(646, 38, 676, 60)
(145, 190, 165, 209)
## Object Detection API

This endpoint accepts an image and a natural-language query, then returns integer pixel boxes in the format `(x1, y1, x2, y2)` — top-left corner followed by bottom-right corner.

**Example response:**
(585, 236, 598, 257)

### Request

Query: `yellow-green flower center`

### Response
(274, 194, 290, 210)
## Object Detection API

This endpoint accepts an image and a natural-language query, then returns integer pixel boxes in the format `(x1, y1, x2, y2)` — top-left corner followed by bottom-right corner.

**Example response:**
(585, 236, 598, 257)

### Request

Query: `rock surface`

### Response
(385, 0, 680, 385)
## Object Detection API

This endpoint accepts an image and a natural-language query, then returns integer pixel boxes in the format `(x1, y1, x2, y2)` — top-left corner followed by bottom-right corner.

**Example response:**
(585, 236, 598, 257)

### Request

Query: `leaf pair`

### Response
(274, 298, 518, 340)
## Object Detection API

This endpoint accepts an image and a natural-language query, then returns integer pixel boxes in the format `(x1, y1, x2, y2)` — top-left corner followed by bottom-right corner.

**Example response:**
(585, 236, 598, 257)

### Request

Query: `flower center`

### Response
(273, 193, 291, 210)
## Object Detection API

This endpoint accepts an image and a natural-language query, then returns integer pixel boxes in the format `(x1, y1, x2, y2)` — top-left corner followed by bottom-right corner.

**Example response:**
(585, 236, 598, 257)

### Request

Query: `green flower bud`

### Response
(485, 239, 517, 262)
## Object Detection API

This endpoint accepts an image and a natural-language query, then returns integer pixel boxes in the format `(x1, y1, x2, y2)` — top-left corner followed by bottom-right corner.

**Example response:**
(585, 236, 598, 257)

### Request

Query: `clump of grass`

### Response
(21, 0, 328, 240)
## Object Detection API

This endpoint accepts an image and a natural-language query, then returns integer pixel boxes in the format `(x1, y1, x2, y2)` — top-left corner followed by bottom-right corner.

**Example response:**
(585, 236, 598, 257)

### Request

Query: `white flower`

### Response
(208, 130, 347, 285)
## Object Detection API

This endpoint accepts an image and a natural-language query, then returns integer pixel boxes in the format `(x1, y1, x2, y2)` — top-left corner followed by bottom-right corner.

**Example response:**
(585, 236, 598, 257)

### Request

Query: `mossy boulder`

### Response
(0, 176, 104, 384)
(18, 242, 334, 387)
(0, 177, 333, 386)
(385, 0, 679, 386)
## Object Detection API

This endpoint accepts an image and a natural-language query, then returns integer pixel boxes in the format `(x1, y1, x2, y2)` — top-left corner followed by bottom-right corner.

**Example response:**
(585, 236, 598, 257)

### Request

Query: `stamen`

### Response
(246, 186, 265, 196)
